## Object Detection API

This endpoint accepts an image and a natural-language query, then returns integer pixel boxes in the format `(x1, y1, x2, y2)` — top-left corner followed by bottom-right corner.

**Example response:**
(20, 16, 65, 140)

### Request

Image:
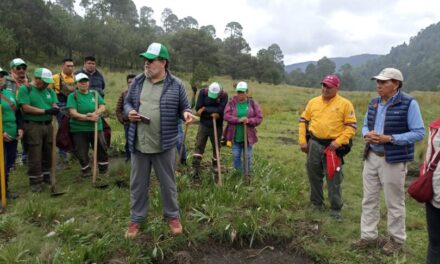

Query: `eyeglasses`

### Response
(15, 65, 27, 71)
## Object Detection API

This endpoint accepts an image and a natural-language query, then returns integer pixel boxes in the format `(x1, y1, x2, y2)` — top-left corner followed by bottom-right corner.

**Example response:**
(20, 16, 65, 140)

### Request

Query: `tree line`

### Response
(0, 0, 285, 87)
(286, 21, 440, 91)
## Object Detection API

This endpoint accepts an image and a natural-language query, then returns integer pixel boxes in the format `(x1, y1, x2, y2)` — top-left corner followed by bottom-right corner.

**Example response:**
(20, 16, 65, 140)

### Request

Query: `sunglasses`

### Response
(15, 65, 27, 71)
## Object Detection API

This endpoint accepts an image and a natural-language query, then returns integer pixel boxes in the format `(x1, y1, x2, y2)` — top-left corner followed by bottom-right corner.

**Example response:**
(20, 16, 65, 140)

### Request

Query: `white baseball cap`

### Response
(371, 68, 404, 82)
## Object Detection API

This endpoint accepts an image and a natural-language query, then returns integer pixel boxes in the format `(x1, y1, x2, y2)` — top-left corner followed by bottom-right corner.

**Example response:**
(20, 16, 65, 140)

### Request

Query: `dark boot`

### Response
(81, 166, 92, 178)
(211, 158, 218, 173)
(43, 172, 51, 184)
(191, 156, 202, 178)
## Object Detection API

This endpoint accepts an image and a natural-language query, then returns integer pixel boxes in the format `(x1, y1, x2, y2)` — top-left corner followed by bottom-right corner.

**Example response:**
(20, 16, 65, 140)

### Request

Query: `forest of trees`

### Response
(286, 21, 440, 91)
(2, 0, 440, 90)
(0, 0, 285, 86)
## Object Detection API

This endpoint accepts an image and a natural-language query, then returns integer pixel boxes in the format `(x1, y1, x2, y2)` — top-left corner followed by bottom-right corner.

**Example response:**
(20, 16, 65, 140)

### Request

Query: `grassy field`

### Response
(1, 69, 439, 263)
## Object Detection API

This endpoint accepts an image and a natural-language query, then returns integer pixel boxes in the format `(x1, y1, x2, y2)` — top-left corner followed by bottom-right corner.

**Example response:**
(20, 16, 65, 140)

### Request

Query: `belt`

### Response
(310, 133, 334, 146)
(370, 149, 385, 157)
(24, 120, 52, 125)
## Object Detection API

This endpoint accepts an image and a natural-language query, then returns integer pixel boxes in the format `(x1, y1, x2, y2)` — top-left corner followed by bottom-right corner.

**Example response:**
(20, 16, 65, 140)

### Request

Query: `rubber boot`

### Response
(191, 156, 202, 179)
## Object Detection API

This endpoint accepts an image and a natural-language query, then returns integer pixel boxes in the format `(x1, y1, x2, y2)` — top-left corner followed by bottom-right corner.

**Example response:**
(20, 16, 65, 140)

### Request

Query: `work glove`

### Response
(211, 113, 220, 119)
(45, 108, 60, 116)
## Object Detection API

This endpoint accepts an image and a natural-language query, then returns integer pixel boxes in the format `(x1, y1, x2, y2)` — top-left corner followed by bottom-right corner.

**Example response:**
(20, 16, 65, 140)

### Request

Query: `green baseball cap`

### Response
(75, 73, 89, 82)
(208, 82, 222, 99)
(140, 43, 170, 60)
(235, 81, 248, 92)
(34, 68, 54, 84)
(0, 67, 9, 76)
(10, 58, 27, 68)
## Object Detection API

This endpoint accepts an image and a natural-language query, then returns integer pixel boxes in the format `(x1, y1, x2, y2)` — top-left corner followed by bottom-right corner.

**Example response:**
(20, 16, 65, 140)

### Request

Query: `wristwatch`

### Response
(389, 135, 395, 144)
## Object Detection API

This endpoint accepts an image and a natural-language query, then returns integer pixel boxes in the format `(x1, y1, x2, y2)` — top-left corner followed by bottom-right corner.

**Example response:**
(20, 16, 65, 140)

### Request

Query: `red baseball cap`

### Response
(321, 75, 340, 88)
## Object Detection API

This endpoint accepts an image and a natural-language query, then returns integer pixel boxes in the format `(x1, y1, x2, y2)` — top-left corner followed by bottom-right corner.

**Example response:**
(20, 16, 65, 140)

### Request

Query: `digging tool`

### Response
(50, 115, 66, 197)
(178, 123, 189, 165)
(212, 116, 222, 186)
(244, 123, 249, 178)
(92, 91, 108, 189)
(0, 106, 6, 209)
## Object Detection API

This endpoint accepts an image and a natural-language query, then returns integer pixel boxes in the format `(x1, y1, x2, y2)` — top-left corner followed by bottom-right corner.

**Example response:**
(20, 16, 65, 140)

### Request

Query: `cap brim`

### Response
(140, 52, 159, 60)
(42, 77, 54, 84)
(321, 81, 337, 88)
(371, 75, 391, 81)
(76, 78, 89, 82)
(0, 71, 9, 75)
(208, 91, 219, 99)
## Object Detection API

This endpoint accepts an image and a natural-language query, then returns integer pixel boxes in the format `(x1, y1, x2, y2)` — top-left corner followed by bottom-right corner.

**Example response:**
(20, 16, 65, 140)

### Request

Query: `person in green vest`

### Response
(18, 68, 59, 193)
(66, 73, 108, 178)
(0, 67, 23, 201)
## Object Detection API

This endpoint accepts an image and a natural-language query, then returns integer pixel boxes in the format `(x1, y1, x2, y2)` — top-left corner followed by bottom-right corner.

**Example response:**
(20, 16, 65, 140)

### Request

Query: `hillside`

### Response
(353, 21, 440, 90)
(285, 54, 381, 73)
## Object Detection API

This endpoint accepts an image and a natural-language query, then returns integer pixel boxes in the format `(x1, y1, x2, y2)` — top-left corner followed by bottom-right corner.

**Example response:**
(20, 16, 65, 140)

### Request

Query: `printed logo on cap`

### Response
(147, 43, 162, 56)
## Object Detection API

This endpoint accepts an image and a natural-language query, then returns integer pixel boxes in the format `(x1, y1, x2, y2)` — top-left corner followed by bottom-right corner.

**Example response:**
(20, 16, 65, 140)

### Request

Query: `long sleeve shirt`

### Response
(362, 91, 425, 152)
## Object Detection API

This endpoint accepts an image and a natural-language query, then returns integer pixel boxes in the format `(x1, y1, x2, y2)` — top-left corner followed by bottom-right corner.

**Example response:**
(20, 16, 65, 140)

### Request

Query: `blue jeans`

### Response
(176, 121, 187, 162)
(232, 142, 252, 176)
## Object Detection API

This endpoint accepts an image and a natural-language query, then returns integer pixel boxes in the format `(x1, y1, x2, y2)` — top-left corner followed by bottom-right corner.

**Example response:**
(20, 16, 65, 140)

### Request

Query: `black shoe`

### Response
(6, 191, 19, 199)
(330, 210, 342, 222)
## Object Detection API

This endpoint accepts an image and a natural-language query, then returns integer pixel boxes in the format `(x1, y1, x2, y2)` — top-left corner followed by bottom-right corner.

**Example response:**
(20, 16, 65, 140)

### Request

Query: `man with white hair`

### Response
(124, 43, 192, 239)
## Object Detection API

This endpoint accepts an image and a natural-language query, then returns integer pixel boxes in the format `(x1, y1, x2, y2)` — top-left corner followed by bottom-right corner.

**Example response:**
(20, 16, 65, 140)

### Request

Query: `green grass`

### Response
(0, 71, 436, 263)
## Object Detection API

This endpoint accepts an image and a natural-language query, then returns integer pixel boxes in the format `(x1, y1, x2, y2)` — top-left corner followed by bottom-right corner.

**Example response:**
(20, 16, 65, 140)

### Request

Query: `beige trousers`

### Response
(360, 152, 407, 243)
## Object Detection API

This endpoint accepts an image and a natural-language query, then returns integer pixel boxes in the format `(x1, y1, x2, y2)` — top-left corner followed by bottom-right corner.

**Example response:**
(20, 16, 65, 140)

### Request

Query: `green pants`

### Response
(306, 138, 344, 211)
(23, 121, 53, 185)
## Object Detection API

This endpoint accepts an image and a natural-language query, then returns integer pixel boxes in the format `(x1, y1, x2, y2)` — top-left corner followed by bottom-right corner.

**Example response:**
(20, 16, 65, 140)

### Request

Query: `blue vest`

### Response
(366, 92, 414, 163)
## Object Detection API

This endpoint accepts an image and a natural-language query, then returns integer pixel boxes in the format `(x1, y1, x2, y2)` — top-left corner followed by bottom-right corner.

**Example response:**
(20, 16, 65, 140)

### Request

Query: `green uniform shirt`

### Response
(17, 84, 58, 122)
(1, 89, 18, 139)
(135, 77, 164, 154)
(66, 90, 104, 132)
(234, 101, 249, 143)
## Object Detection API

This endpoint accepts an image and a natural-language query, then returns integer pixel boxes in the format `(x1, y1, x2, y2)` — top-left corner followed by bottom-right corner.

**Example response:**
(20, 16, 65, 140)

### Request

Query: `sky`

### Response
(127, 0, 440, 65)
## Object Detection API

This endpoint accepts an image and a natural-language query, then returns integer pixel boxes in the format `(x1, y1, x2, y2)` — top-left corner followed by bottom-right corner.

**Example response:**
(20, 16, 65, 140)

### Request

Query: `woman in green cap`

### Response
(66, 73, 108, 178)
(224, 81, 263, 185)
(0, 67, 23, 200)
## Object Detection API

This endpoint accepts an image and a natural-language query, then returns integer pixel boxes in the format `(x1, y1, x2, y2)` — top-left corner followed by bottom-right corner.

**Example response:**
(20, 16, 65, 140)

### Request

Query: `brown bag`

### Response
(56, 115, 74, 152)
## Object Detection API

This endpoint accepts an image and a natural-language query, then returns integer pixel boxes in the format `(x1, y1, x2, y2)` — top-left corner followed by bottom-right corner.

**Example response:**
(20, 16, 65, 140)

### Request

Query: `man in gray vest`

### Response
(352, 68, 425, 254)
(124, 42, 192, 239)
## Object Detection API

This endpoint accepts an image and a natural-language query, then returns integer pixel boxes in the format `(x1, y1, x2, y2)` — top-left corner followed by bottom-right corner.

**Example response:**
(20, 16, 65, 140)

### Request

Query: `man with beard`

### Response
(124, 43, 192, 239)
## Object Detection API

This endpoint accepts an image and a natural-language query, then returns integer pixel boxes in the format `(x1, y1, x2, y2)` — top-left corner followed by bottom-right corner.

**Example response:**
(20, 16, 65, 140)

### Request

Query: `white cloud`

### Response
(133, 0, 440, 64)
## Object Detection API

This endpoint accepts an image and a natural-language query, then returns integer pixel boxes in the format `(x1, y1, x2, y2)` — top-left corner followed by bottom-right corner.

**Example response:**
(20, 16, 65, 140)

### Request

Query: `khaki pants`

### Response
(361, 152, 407, 243)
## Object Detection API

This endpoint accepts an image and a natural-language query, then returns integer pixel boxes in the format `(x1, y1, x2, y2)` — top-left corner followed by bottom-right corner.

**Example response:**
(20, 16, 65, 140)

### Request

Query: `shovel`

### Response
(178, 123, 188, 164)
(212, 116, 222, 186)
(92, 91, 108, 189)
(50, 115, 66, 197)
(0, 107, 6, 208)
(244, 124, 248, 177)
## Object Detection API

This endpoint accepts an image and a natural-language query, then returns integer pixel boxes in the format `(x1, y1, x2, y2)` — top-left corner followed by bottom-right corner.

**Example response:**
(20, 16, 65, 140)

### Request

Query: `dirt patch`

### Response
(163, 241, 314, 264)
(278, 136, 296, 145)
